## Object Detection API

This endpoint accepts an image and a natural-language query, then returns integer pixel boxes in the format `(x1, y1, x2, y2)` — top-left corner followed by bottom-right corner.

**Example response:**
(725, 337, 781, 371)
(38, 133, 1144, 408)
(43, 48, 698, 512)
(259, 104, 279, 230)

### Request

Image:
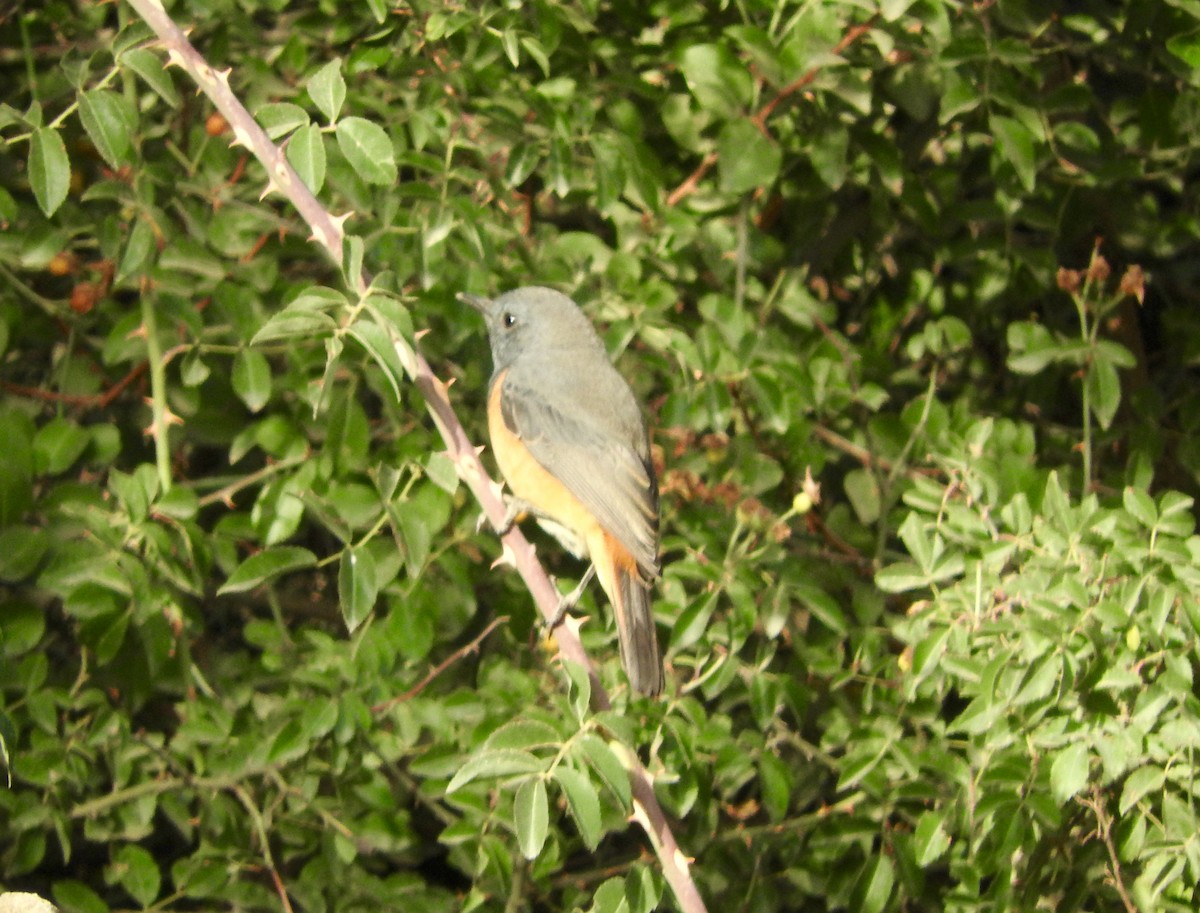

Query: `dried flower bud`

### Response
(1056, 267, 1081, 294)
(1119, 264, 1146, 304)
(1086, 254, 1111, 284)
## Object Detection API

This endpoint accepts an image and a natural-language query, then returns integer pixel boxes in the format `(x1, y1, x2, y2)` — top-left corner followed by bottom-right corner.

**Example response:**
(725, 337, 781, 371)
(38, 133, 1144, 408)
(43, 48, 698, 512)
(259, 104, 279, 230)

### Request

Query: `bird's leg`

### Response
(546, 564, 596, 631)
(476, 495, 536, 536)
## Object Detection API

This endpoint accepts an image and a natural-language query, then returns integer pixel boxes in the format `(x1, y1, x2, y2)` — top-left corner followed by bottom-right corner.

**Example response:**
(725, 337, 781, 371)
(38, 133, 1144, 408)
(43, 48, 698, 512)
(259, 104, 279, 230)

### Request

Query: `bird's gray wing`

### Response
(501, 374, 659, 580)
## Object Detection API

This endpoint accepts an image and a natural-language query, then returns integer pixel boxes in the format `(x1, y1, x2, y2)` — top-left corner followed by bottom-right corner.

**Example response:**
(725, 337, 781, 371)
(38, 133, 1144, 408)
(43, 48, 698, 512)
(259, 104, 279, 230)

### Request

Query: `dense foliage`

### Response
(3, 1, 1200, 911)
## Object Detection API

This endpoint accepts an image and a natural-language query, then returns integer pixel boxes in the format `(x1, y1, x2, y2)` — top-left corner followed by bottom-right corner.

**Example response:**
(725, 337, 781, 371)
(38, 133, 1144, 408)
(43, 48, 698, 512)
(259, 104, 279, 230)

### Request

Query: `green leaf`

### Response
(913, 810, 952, 865)
(670, 590, 718, 651)
(338, 545, 378, 633)
(588, 877, 627, 913)
(844, 468, 882, 525)
(0, 526, 49, 582)
(53, 879, 108, 913)
(33, 416, 91, 475)
(348, 316, 408, 401)
(513, 778, 549, 859)
(232, 348, 272, 412)
(250, 308, 337, 345)
(990, 114, 1038, 191)
(553, 765, 603, 849)
(483, 719, 563, 752)
(875, 561, 929, 593)
(286, 122, 326, 195)
(850, 853, 895, 913)
(111, 844, 161, 907)
(717, 118, 781, 194)
(217, 546, 317, 595)
(115, 215, 157, 284)
(1086, 353, 1121, 430)
(256, 102, 310, 140)
(678, 43, 752, 117)
(1050, 741, 1090, 804)
(0, 709, 13, 786)
(1167, 30, 1200, 68)
(120, 47, 180, 107)
(576, 732, 631, 807)
(1123, 487, 1157, 528)
(1, 599, 45, 655)
(758, 750, 791, 821)
(1119, 765, 1164, 815)
(446, 749, 546, 793)
(307, 58, 346, 123)
(1006, 321, 1061, 374)
(28, 127, 70, 217)
(336, 117, 397, 186)
(77, 88, 137, 170)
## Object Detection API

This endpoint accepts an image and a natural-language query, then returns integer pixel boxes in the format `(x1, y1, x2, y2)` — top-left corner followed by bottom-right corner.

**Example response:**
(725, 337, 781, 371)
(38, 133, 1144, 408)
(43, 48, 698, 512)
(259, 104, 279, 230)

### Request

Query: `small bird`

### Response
(461, 287, 664, 696)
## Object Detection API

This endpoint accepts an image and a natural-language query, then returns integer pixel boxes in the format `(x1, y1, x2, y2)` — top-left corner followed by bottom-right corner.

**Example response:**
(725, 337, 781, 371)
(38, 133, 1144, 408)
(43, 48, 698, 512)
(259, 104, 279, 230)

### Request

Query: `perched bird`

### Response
(462, 287, 664, 695)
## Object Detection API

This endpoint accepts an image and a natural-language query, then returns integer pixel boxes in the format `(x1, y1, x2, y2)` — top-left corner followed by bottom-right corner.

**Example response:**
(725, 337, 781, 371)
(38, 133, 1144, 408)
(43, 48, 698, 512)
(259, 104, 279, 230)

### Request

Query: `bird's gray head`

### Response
(460, 286, 605, 372)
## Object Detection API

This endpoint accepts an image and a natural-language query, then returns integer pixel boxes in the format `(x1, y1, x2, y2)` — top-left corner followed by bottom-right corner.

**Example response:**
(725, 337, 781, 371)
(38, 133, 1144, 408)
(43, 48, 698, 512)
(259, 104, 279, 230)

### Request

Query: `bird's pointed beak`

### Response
(457, 292, 493, 317)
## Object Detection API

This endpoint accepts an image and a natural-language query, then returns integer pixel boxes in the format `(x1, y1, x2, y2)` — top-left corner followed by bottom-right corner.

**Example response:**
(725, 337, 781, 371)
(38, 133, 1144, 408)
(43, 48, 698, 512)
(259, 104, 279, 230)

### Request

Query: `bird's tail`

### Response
(612, 563, 664, 696)
(588, 529, 664, 695)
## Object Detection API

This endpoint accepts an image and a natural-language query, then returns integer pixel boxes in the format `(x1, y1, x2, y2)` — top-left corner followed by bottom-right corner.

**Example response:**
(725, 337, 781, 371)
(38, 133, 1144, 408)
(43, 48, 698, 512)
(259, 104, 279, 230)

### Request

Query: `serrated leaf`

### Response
(1123, 487, 1157, 528)
(112, 843, 161, 907)
(232, 348, 272, 412)
(348, 317, 407, 401)
(120, 47, 180, 107)
(1119, 764, 1164, 814)
(53, 878, 108, 913)
(78, 88, 137, 169)
(33, 416, 90, 475)
(218, 546, 317, 595)
(913, 810, 951, 865)
(678, 43, 752, 117)
(576, 732, 631, 807)
(251, 309, 338, 345)
(483, 719, 563, 752)
(1050, 741, 1089, 804)
(1086, 354, 1121, 431)
(308, 58, 346, 123)
(553, 765, 603, 849)
(670, 589, 717, 651)
(844, 467, 881, 525)
(852, 853, 895, 913)
(717, 118, 781, 194)
(286, 122, 326, 195)
(758, 750, 791, 821)
(343, 234, 365, 288)
(29, 127, 70, 217)
(875, 561, 928, 593)
(590, 877, 627, 913)
(338, 546, 378, 633)
(1167, 30, 1200, 68)
(0, 526, 49, 582)
(514, 778, 549, 859)
(115, 216, 156, 284)
(991, 113, 1037, 191)
(257, 102, 309, 140)
(1006, 320, 1060, 374)
(336, 117, 397, 186)
(446, 749, 546, 793)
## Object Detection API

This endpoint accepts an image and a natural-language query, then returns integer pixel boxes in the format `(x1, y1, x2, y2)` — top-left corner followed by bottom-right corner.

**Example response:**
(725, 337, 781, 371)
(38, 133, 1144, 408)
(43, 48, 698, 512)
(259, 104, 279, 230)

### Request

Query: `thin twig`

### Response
(751, 16, 878, 130)
(1079, 788, 1138, 913)
(666, 15, 878, 207)
(371, 615, 509, 712)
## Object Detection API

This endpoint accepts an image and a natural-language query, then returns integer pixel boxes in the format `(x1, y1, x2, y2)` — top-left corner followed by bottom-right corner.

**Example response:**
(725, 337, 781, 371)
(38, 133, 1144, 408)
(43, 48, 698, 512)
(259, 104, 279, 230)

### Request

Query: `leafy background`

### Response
(3, 1, 1200, 911)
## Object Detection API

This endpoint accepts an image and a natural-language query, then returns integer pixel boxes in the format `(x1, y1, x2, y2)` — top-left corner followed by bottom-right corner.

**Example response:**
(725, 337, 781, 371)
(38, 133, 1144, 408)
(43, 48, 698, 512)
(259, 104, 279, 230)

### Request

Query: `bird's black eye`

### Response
(502, 312, 517, 328)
